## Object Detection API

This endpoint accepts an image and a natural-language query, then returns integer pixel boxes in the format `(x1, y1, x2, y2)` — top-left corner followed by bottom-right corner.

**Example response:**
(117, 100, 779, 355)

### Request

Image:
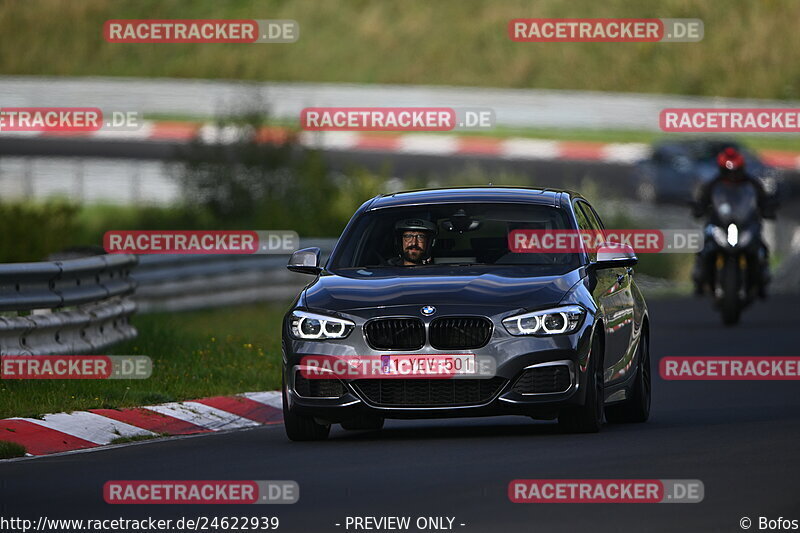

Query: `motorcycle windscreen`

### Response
(711, 182, 758, 226)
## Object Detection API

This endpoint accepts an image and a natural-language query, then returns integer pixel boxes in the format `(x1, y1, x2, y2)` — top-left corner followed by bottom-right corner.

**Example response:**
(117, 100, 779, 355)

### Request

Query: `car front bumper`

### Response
(282, 311, 596, 422)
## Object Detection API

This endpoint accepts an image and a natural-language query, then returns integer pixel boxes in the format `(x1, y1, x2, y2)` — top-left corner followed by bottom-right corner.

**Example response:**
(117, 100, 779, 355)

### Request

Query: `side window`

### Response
(582, 202, 606, 231)
(573, 202, 591, 231)
(572, 201, 596, 262)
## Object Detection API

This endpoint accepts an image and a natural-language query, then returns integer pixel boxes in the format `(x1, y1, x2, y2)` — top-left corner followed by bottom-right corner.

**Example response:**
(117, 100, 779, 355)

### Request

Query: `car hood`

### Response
(303, 266, 583, 312)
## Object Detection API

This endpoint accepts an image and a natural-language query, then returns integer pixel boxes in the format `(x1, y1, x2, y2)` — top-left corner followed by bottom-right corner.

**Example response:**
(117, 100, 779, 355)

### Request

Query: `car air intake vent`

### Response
(364, 318, 425, 350)
(294, 372, 346, 398)
(512, 364, 572, 394)
(429, 316, 492, 350)
(353, 377, 507, 407)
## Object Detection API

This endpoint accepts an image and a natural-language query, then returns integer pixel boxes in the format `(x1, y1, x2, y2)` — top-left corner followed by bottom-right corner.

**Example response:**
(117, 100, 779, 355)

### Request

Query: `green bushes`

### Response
(176, 113, 383, 237)
(0, 201, 79, 263)
(0, 440, 26, 459)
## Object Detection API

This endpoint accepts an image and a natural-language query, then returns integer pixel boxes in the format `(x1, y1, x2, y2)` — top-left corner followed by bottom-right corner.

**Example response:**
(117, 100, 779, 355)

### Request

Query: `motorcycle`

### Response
(698, 182, 767, 325)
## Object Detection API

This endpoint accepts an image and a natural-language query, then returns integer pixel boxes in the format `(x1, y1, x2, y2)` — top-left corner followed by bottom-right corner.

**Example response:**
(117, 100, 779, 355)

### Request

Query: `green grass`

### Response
(0, 440, 27, 459)
(0, 302, 289, 419)
(1, 0, 800, 99)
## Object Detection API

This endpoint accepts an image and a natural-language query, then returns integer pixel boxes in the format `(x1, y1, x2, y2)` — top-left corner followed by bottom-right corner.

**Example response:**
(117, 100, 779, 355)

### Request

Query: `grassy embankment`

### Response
(1, 0, 799, 100)
(0, 302, 288, 419)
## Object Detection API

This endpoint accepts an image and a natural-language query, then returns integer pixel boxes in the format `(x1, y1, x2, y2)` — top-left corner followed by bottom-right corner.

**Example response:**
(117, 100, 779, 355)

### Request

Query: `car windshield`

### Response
(329, 202, 580, 273)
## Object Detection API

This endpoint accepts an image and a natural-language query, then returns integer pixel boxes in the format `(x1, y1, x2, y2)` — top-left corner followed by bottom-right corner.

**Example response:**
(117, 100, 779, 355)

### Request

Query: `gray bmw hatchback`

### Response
(281, 187, 650, 440)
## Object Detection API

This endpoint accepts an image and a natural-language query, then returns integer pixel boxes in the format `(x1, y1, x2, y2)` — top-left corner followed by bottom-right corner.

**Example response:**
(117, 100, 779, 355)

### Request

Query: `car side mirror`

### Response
(287, 247, 322, 275)
(590, 243, 638, 270)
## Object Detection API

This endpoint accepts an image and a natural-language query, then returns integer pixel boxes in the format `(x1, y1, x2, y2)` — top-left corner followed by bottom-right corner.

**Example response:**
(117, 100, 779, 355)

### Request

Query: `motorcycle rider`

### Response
(387, 219, 437, 266)
(692, 147, 774, 297)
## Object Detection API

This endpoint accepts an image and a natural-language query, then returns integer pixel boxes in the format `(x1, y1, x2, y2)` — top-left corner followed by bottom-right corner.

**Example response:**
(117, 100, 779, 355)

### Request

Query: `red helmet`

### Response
(717, 147, 745, 172)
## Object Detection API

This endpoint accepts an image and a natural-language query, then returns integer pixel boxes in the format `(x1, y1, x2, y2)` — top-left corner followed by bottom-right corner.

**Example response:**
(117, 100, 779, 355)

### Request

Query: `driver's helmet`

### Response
(394, 218, 437, 248)
(717, 147, 746, 181)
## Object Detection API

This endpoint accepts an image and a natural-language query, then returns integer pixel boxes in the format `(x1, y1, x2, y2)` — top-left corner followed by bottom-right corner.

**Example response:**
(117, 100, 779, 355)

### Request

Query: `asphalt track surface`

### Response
(2, 295, 799, 533)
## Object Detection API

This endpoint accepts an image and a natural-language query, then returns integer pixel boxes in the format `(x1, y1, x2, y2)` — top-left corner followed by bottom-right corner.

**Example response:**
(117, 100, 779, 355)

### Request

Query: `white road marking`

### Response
(501, 138, 559, 159)
(299, 131, 359, 150)
(398, 134, 459, 155)
(144, 401, 260, 431)
(241, 391, 283, 410)
(197, 123, 245, 144)
(602, 142, 650, 163)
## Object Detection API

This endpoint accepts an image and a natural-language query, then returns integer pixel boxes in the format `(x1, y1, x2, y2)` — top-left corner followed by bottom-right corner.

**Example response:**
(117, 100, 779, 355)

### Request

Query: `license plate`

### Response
(380, 354, 476, 376)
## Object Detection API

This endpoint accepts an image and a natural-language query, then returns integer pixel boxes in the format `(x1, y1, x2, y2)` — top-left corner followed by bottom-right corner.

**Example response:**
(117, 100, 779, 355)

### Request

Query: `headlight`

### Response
(502, 305, 585, 336)
(726, 223, 738, 246)
(290, 310, 354, 340)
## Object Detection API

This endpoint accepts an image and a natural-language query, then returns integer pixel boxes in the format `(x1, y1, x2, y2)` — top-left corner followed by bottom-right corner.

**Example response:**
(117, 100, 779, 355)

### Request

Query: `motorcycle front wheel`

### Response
(719, 255, 742, 326)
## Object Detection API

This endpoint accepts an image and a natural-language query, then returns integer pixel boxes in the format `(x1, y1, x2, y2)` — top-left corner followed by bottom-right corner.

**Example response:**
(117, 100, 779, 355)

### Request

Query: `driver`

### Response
(387, 219, 437, 266)
(693, 147, 771, 222)
(692, 147, 773, 296)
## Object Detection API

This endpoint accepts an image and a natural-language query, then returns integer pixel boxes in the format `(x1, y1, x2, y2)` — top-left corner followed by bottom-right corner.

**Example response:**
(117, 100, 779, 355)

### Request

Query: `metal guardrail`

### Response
(131, 238, 337, 313)
(0, 239, 336, 354)
(0, 254, 138, 355)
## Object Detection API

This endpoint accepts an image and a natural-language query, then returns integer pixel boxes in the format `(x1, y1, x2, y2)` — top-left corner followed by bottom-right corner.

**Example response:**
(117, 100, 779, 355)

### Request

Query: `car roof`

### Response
(367, 186, 579, 210)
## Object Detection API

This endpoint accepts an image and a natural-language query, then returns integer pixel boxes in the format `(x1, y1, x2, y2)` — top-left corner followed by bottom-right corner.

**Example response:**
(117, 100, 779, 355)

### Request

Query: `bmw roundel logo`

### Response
(421, 305, 436, 316)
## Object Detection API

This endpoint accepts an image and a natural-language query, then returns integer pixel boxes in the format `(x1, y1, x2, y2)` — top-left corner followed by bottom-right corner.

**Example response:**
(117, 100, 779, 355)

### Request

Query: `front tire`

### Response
(559, 333, 604, 433)
(605, 330, 651, 423)
(720, 257, 742, 326)
(282, 380, 330, 441)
